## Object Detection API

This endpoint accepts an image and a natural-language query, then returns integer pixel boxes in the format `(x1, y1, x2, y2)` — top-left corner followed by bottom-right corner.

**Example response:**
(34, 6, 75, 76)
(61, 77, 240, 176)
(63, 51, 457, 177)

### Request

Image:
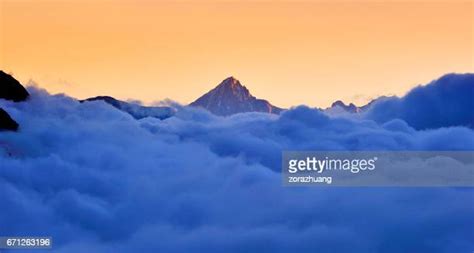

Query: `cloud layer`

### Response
(365, 73, 474, 129)
(0, 85, 473, 253)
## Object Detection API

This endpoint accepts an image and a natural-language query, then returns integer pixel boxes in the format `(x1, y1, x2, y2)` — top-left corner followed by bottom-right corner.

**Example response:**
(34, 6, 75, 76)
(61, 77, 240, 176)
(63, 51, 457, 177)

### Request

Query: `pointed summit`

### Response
(219, 76, 246, 89)
(190, 77, 282, 116)
(219, 76, 246, 92)
(222, 76, 239, 85)
(208, 76, 252, 102)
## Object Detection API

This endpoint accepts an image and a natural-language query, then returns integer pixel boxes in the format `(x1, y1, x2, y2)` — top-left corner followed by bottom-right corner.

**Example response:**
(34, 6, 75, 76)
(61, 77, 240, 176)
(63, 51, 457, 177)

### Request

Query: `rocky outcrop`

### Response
(0, 71, 29, 102)
(0, 71, 29, 131)
(0, 108, 19, 131)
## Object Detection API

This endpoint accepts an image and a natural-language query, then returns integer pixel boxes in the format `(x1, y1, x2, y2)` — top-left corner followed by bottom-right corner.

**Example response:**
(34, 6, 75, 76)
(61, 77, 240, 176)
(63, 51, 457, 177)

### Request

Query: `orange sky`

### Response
(0, 0, 472, 108)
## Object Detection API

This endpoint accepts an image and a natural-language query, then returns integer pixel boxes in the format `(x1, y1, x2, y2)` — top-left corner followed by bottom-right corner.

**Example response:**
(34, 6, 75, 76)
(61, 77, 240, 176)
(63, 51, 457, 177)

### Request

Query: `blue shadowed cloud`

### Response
(365, 73, 474, 130)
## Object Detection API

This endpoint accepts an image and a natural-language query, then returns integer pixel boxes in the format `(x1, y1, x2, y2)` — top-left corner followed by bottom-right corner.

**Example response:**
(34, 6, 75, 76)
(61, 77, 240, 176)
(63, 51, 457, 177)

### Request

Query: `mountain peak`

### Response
(222, 76, 240, 85)
(211, 76, 251, 100)
(190, 77, 282, 116)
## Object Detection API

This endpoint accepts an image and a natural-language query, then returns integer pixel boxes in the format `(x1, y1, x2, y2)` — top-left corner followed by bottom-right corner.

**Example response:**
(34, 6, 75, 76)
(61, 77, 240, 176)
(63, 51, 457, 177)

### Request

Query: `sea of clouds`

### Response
(0, 74, 473, 252)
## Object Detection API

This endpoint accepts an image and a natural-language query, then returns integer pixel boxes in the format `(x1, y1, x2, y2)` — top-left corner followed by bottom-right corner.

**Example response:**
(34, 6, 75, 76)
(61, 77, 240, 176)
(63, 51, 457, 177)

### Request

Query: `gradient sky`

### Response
(0, 0, 472, 108)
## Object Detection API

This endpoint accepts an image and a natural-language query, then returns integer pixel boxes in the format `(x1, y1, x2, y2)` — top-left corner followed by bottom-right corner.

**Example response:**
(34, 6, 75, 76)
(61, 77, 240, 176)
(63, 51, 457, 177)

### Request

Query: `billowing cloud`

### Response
(365, 73, 474, 130)
(0, 86, 473, 253)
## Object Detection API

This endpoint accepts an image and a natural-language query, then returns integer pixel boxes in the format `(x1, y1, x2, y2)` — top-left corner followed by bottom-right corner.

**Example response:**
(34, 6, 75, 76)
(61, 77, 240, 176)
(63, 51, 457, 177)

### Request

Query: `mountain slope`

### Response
(190, 76, 282, 116)
(82, 96, 175, 120)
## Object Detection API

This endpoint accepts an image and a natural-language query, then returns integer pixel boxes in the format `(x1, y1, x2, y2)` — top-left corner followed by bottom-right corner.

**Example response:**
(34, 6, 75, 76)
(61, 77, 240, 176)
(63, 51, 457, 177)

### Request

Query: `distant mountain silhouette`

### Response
(190, 76, 282, 116)
(325, 100, 360, 113)
(325, 96, 396, 114)
(82, 96, 175, 120)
